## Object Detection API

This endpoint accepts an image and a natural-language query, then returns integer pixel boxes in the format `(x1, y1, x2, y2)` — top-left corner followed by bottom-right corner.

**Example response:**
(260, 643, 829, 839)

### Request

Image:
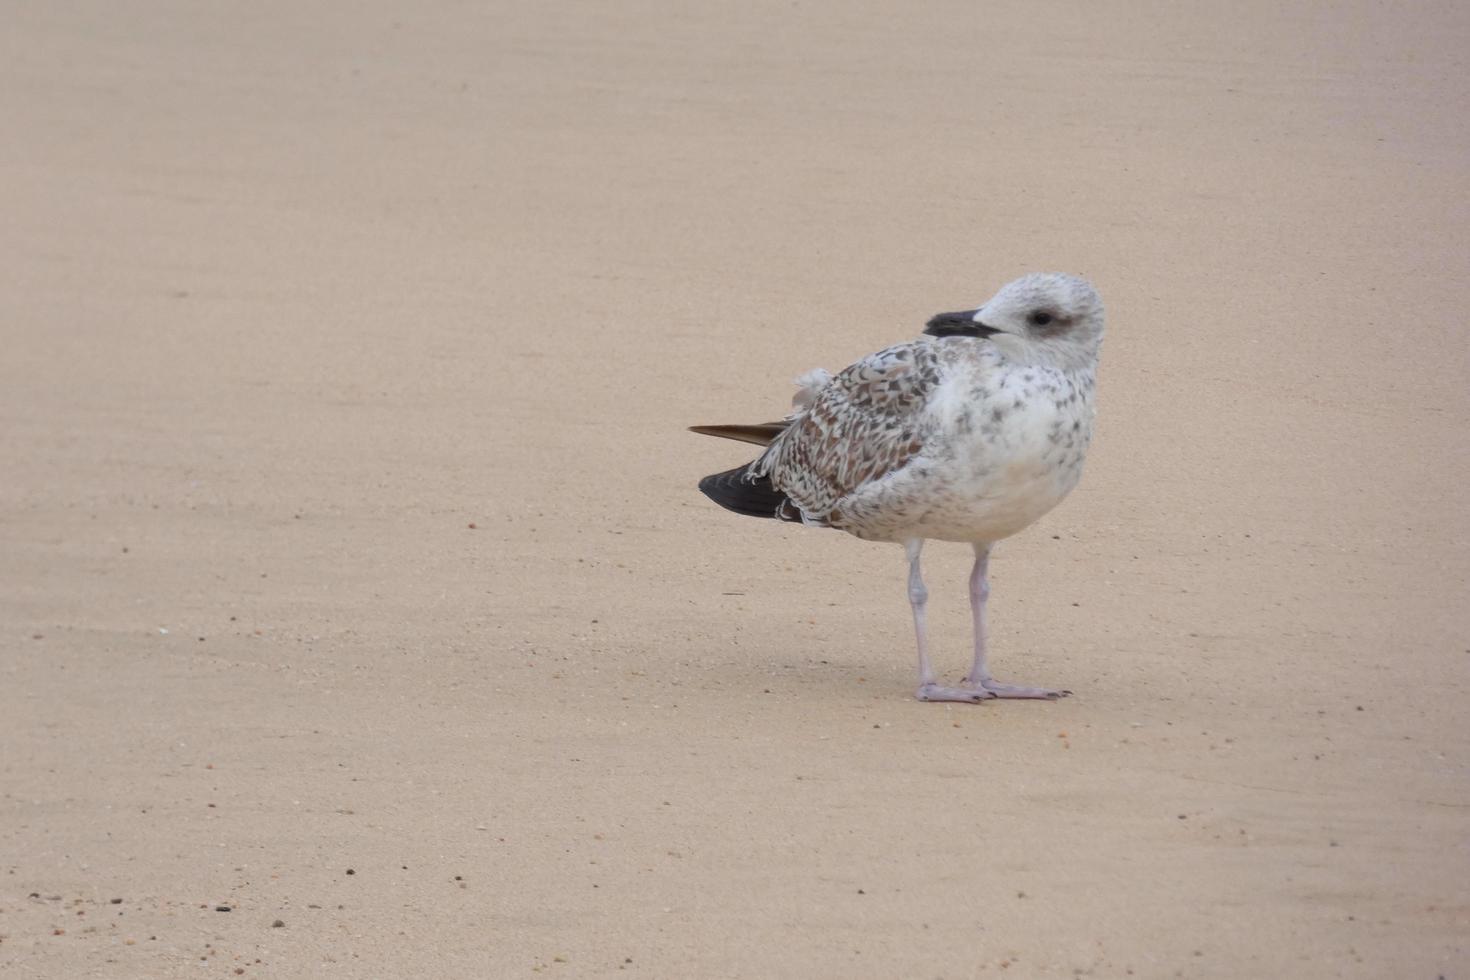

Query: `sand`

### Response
(2, 1, 1467, 976)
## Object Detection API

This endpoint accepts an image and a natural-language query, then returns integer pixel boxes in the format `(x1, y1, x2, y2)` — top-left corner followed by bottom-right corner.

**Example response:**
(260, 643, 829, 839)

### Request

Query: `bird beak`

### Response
(924, 310, 1001, 339)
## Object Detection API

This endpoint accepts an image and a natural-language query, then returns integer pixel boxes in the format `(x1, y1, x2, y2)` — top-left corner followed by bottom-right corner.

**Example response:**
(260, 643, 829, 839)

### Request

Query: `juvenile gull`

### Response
(690, 273, 1104, 703)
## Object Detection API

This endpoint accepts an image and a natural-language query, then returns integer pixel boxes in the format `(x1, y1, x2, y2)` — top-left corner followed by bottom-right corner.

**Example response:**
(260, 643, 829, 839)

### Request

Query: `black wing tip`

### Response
(697, 464, 801, 522)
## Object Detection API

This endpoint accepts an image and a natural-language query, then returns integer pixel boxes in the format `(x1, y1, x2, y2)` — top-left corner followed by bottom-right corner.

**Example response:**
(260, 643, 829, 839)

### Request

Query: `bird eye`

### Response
(1028, 311, 1054, 327)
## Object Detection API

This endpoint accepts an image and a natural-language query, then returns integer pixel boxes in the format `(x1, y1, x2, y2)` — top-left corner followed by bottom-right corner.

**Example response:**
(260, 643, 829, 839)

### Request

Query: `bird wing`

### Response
(754, 342, 943, 522)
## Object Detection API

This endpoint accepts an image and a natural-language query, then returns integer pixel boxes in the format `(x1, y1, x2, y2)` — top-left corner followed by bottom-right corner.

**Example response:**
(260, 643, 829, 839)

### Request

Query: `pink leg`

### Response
(962, 543, 1070, 700)
(906, 539, 991, 703)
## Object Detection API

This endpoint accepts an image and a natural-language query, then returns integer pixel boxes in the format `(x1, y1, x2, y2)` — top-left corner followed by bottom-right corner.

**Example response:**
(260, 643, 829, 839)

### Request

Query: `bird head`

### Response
(925, 273, 1105, 363)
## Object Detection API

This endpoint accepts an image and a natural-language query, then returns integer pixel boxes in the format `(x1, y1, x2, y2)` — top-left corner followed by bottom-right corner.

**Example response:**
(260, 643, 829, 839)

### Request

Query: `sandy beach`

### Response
(2, 1, 1467, 976)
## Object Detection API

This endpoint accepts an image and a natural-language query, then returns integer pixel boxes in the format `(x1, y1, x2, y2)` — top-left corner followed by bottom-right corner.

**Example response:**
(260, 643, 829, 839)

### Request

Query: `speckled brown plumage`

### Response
(756, 342, 942, 528)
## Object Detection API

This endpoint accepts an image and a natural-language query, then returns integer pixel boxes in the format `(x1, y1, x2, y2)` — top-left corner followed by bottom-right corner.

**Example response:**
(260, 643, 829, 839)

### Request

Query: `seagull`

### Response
(690, 273, 1104, 703)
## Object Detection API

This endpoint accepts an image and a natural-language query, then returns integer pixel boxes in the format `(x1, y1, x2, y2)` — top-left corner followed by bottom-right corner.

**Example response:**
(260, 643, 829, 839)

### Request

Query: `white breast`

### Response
(837, 362, 1094, 544)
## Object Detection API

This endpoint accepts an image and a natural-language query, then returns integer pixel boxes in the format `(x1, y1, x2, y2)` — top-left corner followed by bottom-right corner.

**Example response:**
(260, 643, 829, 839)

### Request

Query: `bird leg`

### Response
(907, 539, 992, 703)
(962, 544, 1070, 699)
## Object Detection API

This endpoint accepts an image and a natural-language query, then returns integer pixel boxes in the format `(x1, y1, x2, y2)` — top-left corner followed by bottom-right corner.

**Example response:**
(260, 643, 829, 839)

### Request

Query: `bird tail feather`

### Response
(687, 422, 789, 447)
